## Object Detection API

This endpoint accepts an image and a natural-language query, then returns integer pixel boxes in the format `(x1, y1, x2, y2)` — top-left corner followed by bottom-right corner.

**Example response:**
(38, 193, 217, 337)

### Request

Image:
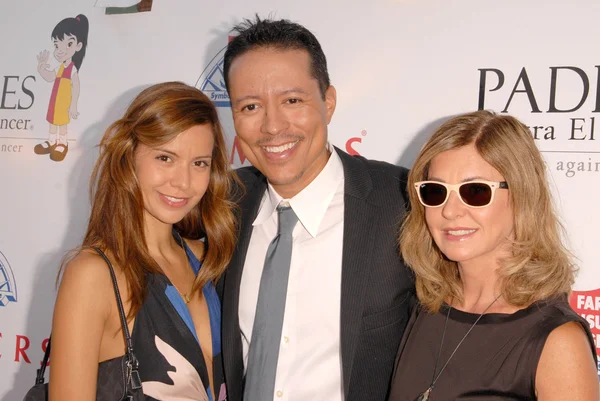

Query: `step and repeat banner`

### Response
(1, 0, 600, 398)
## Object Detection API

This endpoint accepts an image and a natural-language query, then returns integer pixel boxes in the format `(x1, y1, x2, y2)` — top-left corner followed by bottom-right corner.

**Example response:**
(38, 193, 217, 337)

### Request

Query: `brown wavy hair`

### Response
(400, 110, 575, 312)
(77, 81, 238, 320)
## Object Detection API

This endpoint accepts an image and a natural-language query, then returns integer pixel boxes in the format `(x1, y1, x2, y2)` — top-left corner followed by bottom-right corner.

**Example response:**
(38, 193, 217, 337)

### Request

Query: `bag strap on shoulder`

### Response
(92, 247, 141, 388)
(35, 247, 140, 386)
(92, 247, 136, 359)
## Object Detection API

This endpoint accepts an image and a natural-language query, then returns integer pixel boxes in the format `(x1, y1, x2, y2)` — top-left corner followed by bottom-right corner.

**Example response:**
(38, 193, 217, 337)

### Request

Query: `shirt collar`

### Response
(253, 144, 344, 237)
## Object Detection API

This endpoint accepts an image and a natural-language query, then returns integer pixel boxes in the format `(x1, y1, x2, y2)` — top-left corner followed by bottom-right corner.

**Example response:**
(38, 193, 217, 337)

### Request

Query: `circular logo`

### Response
(0, 251, 17, 306)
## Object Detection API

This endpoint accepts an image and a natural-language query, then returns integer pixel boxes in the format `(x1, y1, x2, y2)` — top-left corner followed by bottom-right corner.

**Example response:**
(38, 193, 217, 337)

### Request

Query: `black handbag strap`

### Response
(93, 247, 137, 362)
(35, 337, 51, 384)
(35, 247, 139, 385)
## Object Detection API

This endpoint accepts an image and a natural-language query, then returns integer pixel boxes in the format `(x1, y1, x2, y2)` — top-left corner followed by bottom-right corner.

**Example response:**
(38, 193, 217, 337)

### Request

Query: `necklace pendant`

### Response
(416, 387, 432, 401)
(183, 294, 191, 304)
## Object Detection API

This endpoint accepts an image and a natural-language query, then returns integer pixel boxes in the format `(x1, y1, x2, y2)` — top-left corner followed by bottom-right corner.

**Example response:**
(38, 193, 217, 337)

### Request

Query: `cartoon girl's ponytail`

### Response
(72, 14, 89, 71)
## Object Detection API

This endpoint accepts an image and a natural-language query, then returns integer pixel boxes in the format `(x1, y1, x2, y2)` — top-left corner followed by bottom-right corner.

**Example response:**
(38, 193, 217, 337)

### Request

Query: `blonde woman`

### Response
(389, 110, 598, 401)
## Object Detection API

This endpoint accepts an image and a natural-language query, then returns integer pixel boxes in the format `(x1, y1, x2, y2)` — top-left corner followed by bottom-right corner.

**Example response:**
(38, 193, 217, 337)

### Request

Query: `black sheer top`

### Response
(389, 300, 596, 401)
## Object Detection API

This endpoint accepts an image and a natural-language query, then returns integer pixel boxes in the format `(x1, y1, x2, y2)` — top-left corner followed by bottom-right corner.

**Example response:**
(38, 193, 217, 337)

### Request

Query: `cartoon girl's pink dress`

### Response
(46, 62, 75, 126)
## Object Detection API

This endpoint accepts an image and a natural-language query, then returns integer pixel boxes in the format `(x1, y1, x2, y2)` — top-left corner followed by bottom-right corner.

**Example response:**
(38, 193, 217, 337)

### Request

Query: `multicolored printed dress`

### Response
(132, 233, 227, 401)
(46, 62, 74, 126)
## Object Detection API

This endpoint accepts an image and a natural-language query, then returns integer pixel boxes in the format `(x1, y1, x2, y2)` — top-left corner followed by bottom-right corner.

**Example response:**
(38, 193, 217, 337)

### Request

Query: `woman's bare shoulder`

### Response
(535, 321, 598, 400)
(58, 249, 116, 306)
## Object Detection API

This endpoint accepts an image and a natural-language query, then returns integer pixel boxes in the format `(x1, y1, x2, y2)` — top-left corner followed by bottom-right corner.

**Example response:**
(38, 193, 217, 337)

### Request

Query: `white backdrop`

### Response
(1, 0, 599, 398)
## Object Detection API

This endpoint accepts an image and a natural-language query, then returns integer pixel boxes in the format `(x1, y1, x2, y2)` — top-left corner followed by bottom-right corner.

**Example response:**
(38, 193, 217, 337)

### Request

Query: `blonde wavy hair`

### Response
(400, 110, 575, 312)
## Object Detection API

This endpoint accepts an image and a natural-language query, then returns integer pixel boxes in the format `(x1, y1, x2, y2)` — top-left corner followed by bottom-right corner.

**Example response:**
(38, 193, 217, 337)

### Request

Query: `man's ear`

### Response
(324, 85, 337, 124)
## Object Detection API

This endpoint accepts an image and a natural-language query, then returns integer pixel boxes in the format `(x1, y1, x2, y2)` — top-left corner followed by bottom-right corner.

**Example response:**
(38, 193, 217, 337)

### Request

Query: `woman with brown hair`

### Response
(48, 82, 236, 401)
(389, 110, 598, 400)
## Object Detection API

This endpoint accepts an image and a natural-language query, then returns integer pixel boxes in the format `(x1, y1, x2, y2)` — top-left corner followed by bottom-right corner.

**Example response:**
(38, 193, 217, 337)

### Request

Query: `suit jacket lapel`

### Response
(335, 147, 380, 397)
(222, 172, 267, 399)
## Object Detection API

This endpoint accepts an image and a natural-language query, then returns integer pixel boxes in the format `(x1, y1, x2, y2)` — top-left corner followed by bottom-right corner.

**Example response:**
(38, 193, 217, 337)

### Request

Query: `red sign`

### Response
(570, 288, 600, 355)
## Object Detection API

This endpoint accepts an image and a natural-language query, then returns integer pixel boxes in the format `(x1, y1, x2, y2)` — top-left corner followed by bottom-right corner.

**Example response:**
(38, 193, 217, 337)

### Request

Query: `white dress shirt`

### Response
(239, 146, 345, 401)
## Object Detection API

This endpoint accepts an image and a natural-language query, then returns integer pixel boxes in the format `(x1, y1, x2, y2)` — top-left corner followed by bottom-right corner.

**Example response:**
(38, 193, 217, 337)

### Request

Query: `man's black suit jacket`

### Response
(221, 147, 415, 401)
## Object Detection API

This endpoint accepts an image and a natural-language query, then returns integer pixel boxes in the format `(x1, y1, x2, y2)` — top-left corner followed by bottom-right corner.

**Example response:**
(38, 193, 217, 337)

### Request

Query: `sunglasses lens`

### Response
(459, 183, 493, 207)
(419, 183, 447, 206)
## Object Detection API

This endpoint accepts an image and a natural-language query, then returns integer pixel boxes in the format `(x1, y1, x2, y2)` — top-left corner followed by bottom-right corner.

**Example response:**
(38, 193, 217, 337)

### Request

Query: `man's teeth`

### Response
(447, 229, 476, 236)
(264, 141, 298, 153)
(165, 195, 184, 202)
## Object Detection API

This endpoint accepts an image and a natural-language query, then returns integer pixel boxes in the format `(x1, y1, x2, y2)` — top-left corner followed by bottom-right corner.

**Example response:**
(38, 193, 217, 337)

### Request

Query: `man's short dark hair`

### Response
(223, 15, 331, 99)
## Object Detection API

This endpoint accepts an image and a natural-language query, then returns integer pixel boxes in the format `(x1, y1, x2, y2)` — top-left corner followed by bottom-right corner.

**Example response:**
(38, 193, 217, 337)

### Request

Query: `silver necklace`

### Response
(416, 294, 502, 401)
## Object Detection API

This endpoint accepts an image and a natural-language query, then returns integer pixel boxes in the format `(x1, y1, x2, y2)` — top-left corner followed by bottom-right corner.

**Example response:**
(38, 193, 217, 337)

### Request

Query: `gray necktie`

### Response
(244, 205, 298, 401)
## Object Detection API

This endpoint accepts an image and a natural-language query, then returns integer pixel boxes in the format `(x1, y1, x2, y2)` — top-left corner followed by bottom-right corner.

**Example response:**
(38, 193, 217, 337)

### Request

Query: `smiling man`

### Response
(220, 16, 415, 401)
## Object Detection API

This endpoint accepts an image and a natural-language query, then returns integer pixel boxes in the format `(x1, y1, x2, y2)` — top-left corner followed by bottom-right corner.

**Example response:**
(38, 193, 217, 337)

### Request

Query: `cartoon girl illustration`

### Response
(35, 14, 89, 162)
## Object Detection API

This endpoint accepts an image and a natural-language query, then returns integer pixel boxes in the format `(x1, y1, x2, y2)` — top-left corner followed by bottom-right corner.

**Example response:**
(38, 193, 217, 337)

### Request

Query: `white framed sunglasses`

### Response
(414, 180, 509, 208)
